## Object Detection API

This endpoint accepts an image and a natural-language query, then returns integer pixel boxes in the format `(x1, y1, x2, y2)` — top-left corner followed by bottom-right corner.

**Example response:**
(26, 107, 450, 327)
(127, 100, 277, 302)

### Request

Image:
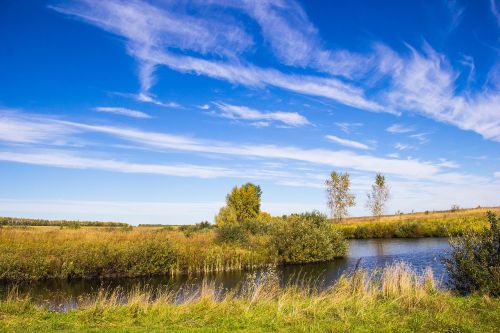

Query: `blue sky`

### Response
(0, 0, 499, 224)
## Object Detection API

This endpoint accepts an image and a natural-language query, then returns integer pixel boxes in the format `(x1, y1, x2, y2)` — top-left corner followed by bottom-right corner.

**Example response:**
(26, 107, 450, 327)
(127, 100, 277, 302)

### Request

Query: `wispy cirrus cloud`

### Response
(325, 135, 371, 150)
(51, 0, 384, 113)
(0, 110, 479, 183)
(490, 0, 500, 27)
(94, 106, 151, 119)
(384, 45, 500, 142)
(335, 122, 363, 134)
(394, 143, 414, 151)
(51, 1, 500, 143)
(386, 124, 415, 134)
(213, 103, 310, 127)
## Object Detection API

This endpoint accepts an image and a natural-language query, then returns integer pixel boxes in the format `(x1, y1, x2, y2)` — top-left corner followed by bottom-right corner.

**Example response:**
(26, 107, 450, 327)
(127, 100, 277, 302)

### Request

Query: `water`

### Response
(0, 238, 450, 310)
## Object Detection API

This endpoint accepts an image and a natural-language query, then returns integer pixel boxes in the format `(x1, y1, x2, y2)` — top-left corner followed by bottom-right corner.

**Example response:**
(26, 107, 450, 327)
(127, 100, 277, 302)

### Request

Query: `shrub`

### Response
(270, 211, 347, 263)
(215, 224, 248, 244)
(443, 212, 500, 296)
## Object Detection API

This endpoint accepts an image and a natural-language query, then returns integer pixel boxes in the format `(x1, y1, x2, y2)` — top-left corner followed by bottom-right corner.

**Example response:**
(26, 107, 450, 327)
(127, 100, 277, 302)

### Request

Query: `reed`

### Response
(1, 263, 498, 332)
(0, 227, 275, 281)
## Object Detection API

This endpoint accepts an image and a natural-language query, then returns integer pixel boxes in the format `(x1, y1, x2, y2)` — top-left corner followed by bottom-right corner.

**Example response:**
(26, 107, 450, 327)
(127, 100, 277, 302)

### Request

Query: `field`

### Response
(333, 206, 500, 239)
(0, 263, 498, 332)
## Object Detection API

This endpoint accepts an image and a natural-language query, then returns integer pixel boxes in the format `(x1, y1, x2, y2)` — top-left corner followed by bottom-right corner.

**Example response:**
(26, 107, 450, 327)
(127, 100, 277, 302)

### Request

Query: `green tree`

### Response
(366, 173, 390, 218)
(326, 171, 355, 222)
(215, 183, 262, 226)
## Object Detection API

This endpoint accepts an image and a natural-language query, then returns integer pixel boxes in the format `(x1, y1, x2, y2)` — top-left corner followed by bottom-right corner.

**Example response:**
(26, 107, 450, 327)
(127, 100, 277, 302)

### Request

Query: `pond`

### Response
(0, 238, 450, 310)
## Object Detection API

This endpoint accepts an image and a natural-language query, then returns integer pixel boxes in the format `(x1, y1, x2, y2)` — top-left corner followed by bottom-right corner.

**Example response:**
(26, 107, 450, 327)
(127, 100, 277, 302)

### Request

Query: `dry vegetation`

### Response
(333, 206, 500, 238)
(0, 263, 498, 332)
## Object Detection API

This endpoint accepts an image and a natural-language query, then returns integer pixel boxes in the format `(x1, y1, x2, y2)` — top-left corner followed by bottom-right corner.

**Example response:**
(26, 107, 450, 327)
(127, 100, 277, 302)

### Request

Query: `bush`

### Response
(270, 211, 347, 264)
(215, 224, 248, 244)
(443, 212, 500, 296)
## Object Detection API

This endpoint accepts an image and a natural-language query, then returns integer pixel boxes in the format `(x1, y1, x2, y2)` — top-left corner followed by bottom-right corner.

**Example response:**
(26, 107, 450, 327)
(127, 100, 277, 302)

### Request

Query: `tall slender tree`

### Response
(366, 173, 390, 218)
(326, 171, 356, 222)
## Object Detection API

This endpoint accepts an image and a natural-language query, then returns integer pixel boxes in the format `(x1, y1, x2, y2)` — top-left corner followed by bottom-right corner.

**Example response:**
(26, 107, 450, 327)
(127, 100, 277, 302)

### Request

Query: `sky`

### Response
(0, 0, 499, 224)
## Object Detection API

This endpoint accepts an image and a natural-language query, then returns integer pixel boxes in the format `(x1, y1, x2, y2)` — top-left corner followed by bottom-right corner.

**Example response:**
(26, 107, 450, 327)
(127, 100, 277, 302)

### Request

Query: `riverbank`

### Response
(1, 264, 498, 333)
(333, 207, 500, 239)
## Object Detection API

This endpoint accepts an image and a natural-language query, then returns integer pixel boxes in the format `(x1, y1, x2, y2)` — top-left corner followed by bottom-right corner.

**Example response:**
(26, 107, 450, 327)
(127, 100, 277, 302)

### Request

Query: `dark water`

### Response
(0, 238, 450, 310)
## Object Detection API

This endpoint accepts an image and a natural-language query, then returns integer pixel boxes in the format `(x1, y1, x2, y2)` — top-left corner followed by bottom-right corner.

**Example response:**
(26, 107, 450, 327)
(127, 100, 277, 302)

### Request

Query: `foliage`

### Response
(366, 173, 390, 218)
(0, 227, 273, 281)
(1, 264, 499, 333)
(443, 212, 500, 296)
(226, 183, 262, 223)
(334, 207, 499, 239)
(179, 220, 213, 237)
(270, 211, 347, 263)
(215, 223, 248, 244)
(325, 171, 355, 222)
(0, 216, 128, 227)
(214, 205, 238, 226)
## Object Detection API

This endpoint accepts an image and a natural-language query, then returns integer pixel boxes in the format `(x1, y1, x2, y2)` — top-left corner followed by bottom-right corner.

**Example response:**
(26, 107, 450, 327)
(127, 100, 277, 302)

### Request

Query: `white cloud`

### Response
(386, 124, 415, 134)
(198, 104, 210, 110)
(136, 93, 180, 108)
(94, 106, 151, 118)
(214, 103, 310, 127)
(335, 122, 363, 134)
(385, 45, 500, 142)
(0, 111, 451, 180)
(394, 143, 413, 151)
(0, 111, 79, 145)
(436, 158, 460, 169)
(386, 152, 400, 159)
(490, 0, 500, 27)
(325, 135, 371, 150)
(0, 148, 297, 181)
(52, 0, 385, 113)
(409, 132, 429, 144)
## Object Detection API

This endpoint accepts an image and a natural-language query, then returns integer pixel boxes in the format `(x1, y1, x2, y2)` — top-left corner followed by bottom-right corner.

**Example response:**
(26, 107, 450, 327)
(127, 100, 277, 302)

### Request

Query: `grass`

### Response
(0, 226, 276, 281)
(333, 206, 500, 239)
(0, 263, 498, 332)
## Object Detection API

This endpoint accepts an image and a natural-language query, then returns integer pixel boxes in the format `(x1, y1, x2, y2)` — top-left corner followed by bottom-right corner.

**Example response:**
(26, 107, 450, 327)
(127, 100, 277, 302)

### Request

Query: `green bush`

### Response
(215, 224, 248, 244)
(270, 211, 347, 264)
(443, 212, 500, 296)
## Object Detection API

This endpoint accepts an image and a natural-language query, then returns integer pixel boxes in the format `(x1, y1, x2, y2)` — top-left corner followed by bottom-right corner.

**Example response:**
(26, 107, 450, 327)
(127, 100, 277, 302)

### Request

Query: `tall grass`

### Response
(1, 263, 498, 332)
(0, 227, 274, 281)
(334, 207, 500, 239)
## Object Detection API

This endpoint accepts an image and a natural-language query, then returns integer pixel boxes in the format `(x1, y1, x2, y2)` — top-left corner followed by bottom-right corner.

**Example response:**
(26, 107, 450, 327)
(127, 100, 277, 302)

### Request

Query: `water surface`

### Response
(0, 238, 450, 310)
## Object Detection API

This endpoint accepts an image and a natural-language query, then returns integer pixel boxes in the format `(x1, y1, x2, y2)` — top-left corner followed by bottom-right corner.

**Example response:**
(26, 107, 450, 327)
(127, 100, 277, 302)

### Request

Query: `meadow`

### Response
(0, 263, 498, 332)
(333, 206, 500, 239)
(0, 207, 496, 282)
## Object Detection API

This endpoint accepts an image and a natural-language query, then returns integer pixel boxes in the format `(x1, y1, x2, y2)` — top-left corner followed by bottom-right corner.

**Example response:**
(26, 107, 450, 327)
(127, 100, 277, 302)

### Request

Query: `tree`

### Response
(215, 183, 262, 225)
(366, 173, 390, 218)
(326, 171, 355, 222)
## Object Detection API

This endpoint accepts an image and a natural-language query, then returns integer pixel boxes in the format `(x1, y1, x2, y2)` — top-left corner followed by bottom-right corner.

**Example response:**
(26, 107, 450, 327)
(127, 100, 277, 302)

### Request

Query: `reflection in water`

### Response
(0, 238, 450, 310)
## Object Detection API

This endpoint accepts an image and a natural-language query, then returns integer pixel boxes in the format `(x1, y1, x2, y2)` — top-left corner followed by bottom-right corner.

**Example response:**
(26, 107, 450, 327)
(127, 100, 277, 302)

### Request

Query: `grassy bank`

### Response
(0, 227, 273, 281)
(0, 263, 498, 332)
(334, 207, 500, 239)
(0, 212, 347, 282)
